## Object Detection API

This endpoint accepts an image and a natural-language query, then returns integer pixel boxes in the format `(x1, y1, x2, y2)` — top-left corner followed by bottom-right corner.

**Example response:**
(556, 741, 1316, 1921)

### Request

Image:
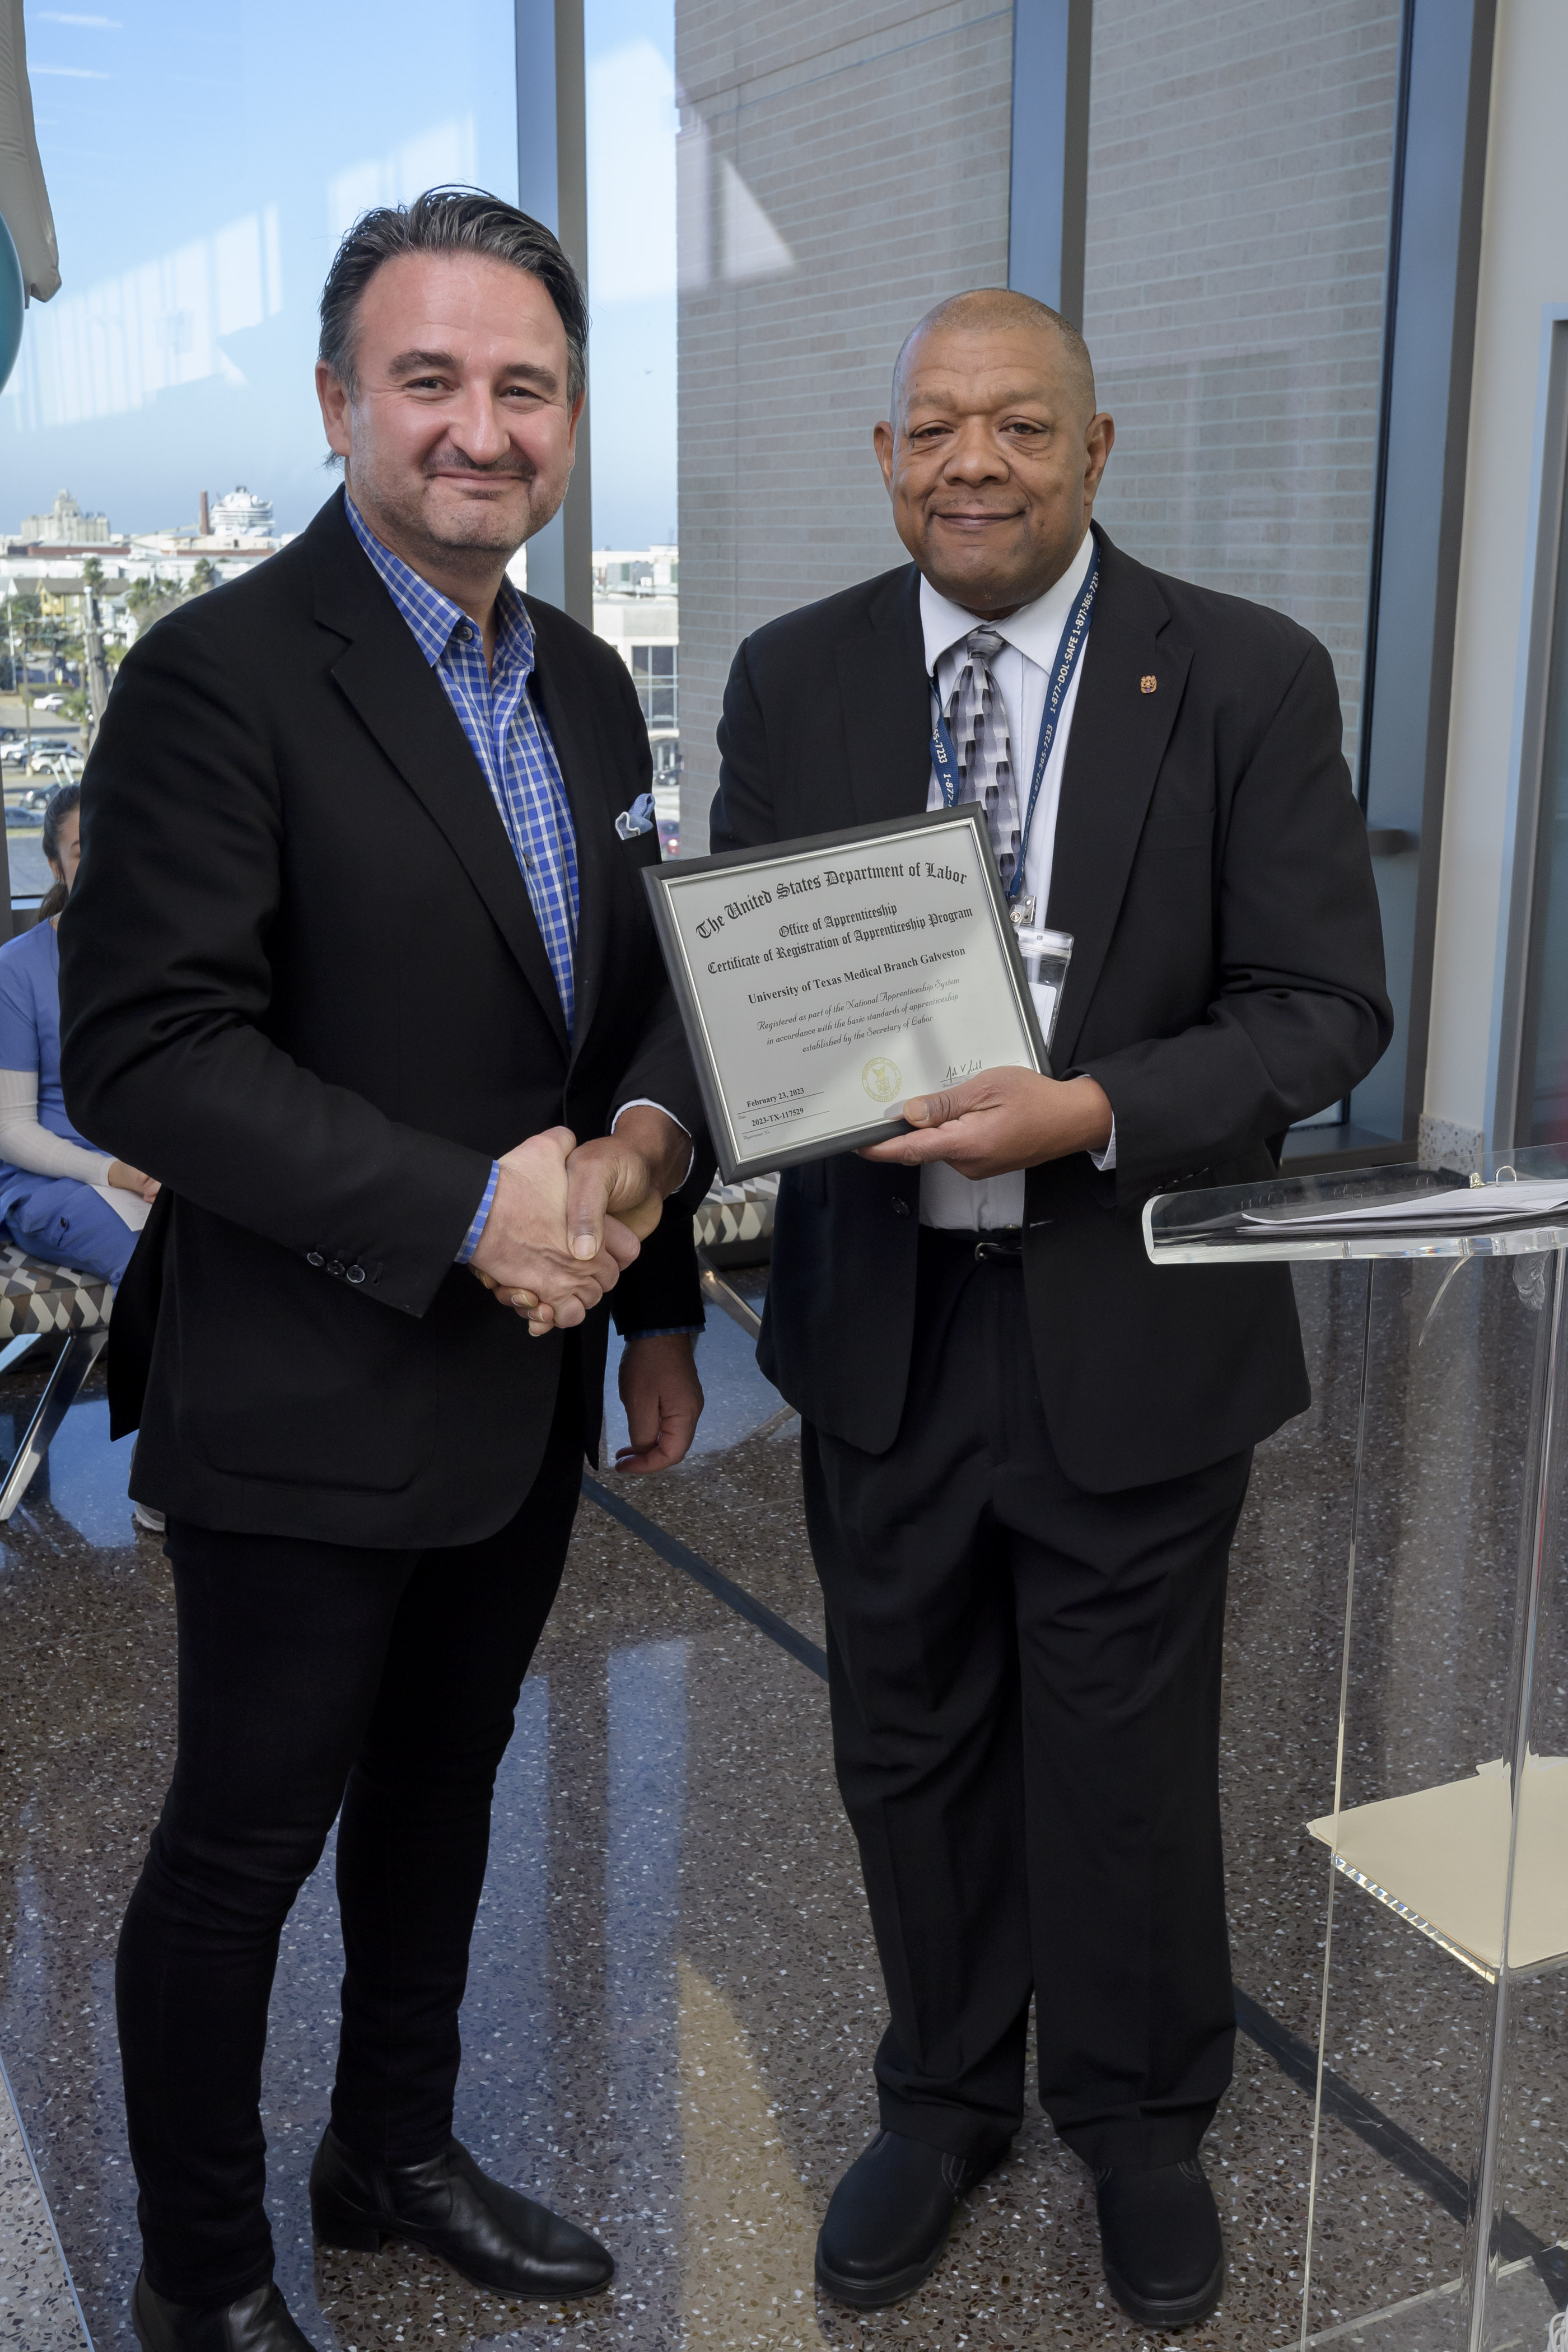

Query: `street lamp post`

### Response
(81, 563, 110, 752)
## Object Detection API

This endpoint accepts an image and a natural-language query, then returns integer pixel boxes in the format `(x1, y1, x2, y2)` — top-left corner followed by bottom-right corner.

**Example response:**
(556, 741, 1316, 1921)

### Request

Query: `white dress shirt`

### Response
(917, 529, 1113, 1229)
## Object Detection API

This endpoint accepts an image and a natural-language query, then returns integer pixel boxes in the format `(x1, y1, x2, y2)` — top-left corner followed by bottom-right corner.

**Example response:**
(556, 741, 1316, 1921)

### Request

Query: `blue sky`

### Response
(6, 0, 678, 549)
(585, 0, 678, 546)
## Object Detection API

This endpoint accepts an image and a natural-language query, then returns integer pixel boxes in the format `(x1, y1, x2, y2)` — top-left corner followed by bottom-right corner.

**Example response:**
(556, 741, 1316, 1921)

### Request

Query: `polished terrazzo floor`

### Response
(1, 1258, 1565, 2349)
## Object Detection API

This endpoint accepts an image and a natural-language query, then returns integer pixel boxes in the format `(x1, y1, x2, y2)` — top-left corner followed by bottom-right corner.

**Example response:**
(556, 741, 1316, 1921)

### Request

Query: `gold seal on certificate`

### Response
(643, 808, 1053, 1182)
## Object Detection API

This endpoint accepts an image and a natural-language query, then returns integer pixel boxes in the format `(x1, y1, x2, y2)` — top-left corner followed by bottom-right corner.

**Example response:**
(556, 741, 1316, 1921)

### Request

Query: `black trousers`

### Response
(115, 1375, 583, 2308)
(801, 1228, 1250, 2173)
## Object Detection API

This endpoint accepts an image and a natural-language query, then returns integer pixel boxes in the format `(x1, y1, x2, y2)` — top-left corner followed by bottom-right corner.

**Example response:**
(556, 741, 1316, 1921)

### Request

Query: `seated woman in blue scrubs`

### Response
(0, 783, 158, 1284)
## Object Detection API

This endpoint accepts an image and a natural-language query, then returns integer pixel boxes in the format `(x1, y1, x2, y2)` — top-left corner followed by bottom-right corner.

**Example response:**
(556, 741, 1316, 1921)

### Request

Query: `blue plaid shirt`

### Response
(346, 496, 581, 1262)
(344, 498, 695, 1333)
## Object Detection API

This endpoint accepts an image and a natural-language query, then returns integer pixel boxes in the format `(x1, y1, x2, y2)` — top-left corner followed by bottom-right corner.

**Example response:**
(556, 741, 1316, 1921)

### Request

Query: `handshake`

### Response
(468, 1104, 688, 1340)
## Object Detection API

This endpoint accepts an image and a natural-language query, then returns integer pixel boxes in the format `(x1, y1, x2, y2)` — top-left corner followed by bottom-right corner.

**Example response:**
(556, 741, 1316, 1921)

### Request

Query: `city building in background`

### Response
(591, 543, 679, 851)
(3, 473, 295, 850)
(18, 488, 111, 543)
(1, 1, 519, 540)
(4, 483, 293, 678)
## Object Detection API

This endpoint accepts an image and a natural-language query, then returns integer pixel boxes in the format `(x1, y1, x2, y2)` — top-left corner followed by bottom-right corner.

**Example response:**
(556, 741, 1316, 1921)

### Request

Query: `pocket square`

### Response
(615, 792, 657, 841)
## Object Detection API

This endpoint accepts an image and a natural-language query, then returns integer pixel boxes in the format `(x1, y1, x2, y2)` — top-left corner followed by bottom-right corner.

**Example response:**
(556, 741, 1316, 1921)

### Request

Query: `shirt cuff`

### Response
(455, 1160, 501, 1264)
(612, 1099, 695, 1189)
(1090, 1117, 1117, 1173)
(622, 1326, 703, 1339)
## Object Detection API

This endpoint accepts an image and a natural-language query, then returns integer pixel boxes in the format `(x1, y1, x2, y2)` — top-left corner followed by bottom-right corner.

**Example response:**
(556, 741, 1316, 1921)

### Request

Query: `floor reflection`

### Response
(0, 1385, 138, 1552)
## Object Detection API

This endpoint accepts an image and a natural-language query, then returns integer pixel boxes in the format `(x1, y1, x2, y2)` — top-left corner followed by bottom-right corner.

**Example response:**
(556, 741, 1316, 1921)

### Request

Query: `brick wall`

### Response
(674, 0, 1014, 852)
(1081, 0, 1402, 779)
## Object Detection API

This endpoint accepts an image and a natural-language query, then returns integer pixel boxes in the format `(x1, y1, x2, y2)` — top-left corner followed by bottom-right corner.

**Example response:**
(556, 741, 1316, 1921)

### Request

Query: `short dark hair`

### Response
(318, 186, 589, 406)
(39, 781, 81, 921)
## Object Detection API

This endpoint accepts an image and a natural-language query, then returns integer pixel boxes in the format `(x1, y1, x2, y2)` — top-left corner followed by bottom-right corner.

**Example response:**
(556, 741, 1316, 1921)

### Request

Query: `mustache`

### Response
(423, 454, 535, 480)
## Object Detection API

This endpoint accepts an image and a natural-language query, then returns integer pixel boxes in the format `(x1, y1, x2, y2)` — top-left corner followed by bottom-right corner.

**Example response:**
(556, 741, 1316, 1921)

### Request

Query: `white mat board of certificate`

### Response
(645, 809, 1047, 1182)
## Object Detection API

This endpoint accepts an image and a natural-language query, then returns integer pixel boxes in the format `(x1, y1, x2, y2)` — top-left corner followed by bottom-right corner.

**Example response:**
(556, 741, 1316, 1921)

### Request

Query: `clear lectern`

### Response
(1147, 1152, 1568, 2352)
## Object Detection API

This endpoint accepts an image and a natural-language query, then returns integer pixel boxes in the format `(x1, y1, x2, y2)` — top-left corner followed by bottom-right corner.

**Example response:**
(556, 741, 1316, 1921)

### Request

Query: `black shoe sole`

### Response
(1103, 2254, 1223, 2328)
(814, 2238, 950, 2311)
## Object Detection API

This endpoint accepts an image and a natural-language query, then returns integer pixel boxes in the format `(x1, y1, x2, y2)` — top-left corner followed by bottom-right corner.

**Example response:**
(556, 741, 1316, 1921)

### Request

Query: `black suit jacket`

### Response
(59, 490, 707, 1545)
(711, 525, 1393, 1491)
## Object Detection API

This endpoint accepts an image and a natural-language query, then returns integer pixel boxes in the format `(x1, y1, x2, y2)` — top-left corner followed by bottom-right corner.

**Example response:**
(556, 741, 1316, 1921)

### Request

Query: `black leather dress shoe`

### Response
(815, 2130, 1005, 2309)
(309, 2127, 613, 2299)
(130, 2270, 316, 2351)
(1096, 2157, 1224, 2326)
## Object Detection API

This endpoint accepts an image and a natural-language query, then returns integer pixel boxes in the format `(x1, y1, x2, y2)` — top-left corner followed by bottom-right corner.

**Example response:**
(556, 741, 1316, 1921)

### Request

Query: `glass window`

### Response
(1079, 1, 1404, 1145)
(671, 5, 1014, 855)
(3, 0, 517, 895)
(1518, 441, 1568, 1145)
(586, 0, 679, 851)
(631, 641, 677, 728)
(665, 7, 1401, 865)
(1081, 0, 1404, 791)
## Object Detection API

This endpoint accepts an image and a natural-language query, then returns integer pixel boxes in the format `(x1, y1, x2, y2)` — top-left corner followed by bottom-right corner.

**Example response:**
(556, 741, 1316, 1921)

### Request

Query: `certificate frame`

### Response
(643, 806, 1049, 1182)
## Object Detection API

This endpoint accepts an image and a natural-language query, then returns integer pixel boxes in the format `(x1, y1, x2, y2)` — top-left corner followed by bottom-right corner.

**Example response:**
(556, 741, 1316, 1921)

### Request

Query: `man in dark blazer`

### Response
(60, 193, 708, 2352)
(711, 290, 1391, 2327)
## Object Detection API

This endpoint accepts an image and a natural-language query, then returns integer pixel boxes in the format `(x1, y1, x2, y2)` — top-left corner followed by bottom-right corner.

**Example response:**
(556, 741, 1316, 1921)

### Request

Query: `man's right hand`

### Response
(469, 1128, 637, 1333)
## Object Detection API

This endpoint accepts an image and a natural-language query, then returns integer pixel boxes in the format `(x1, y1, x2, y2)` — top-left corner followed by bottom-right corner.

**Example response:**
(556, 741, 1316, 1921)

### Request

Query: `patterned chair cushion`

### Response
(693, 1172, 777, 1259)
(1, 1191, 779, 1340)
(0, 1243, 114, 1341)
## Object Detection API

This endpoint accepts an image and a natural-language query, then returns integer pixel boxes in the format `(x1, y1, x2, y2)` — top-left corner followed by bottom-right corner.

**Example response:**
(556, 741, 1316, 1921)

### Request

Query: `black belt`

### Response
(922, 1224, 1024, 1262)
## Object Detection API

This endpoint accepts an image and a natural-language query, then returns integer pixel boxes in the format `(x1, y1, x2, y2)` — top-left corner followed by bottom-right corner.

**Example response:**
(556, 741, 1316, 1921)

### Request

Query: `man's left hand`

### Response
(566, 1105, 690, 1257)
(857, 1066, 1113, 1179)
(617, 1333, 704, 1473)
(494, 1107, 692, 1335)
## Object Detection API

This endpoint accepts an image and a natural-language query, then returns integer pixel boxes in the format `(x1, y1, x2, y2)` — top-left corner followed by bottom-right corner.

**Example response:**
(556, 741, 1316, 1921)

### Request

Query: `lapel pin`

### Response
(1140, 674, 1158, 694)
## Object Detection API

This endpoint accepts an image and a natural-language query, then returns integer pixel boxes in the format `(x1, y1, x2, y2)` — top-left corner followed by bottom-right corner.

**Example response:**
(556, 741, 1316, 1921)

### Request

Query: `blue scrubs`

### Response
(0, 920, 140, 1285)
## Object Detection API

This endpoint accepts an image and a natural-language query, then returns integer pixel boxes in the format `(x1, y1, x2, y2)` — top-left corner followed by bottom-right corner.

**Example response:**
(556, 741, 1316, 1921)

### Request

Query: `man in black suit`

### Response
(711, 290, 1390, 2327)
(60, 192, 708, 2352)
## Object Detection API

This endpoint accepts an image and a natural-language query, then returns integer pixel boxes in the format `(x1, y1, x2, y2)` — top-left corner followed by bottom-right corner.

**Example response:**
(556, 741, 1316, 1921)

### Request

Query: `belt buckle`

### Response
(973, 1228, 1023, 1263)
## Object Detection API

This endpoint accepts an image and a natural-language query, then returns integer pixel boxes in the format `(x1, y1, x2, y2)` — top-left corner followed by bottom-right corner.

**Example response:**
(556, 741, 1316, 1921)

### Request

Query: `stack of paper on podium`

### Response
(1244, 1178, 1568, 1233)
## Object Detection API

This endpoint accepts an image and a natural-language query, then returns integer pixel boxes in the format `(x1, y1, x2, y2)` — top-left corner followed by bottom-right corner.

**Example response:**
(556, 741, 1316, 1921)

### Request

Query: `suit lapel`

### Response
(311, 498, 569, 1054)
(525, 613, 623, 1074)
(1047, 530, 1191, 1069)
(834, 566, 932, 824)
(828, 538, 1194, 1073)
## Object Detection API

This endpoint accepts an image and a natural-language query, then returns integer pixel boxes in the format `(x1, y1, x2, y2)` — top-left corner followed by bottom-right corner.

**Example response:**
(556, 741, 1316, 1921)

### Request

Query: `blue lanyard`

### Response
(929, 542, 1100, 902)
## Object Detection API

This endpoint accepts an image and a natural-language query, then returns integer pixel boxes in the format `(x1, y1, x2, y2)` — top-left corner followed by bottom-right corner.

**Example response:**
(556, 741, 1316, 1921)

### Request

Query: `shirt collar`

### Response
(918, 527, 1094, 679)
(343, 491, 533, 675)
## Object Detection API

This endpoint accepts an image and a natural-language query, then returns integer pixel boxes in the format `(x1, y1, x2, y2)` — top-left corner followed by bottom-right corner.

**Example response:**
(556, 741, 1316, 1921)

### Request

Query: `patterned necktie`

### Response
(945, 626, 1021, 887)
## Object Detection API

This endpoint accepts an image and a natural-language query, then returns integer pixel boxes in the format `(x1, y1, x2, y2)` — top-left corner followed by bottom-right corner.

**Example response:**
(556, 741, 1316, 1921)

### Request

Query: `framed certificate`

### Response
(643, 807, 1050, 1182)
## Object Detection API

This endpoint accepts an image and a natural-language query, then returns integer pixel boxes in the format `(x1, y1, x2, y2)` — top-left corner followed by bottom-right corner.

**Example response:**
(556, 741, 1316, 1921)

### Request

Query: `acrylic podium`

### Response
(1147, 1152, 1568, 2352)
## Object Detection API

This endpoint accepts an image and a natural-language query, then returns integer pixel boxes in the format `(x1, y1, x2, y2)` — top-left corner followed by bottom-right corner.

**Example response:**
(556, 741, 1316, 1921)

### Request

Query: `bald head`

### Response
(892, 289, 1096, 428)
(873, 287, 1113, 618)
